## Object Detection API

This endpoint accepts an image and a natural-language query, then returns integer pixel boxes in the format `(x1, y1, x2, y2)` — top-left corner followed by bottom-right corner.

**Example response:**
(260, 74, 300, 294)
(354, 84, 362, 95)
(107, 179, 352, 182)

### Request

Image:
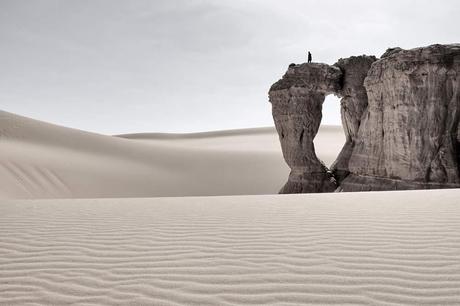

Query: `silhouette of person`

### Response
(308, 51, 312, 63)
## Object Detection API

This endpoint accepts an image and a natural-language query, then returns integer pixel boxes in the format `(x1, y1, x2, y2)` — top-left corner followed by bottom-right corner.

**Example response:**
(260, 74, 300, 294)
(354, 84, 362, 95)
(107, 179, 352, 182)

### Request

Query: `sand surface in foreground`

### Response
(0, 110, 343, 199)
(1, 189, 460, 305)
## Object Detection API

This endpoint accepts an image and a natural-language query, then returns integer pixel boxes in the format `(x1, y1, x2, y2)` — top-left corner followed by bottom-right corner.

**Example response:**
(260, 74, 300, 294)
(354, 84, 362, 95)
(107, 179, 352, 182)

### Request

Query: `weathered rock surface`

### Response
(269, 63, 342, 193)
(270, 44, 460, 193)
(381, 47, 403, 58)
(341, 44, 460, 191)
(331, 55, 377, 183)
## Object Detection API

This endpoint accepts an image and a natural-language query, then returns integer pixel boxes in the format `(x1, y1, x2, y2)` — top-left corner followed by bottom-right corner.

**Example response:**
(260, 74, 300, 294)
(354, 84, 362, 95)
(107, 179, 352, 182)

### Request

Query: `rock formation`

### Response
(269, 63, 342, 193)
(331, 55, 377, 183)
(341, 44, 460, 191)
(269, 44, 460, 193)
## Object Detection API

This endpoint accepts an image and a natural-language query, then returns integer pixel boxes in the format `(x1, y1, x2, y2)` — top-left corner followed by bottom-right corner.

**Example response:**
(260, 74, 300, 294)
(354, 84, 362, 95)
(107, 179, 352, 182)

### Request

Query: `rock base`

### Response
(340, 174, 460, 192)
(279, 171, 336, 194)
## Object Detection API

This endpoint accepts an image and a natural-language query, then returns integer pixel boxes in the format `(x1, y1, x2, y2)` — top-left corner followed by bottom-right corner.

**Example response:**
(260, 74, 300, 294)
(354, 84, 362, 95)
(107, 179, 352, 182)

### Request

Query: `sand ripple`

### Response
(1, 190, 460, 305)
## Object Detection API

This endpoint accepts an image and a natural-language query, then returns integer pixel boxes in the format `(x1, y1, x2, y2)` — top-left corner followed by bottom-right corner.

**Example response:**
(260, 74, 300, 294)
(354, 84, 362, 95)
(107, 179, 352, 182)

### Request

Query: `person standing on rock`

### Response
(308, 51, 312, 63)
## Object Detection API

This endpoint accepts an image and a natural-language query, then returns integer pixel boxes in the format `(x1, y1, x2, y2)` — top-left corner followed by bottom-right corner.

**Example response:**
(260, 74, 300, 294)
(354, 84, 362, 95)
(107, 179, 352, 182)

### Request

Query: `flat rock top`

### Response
(377, 44, 460, 66)
(270, 63, 342, 93)
(365, 44, 460, 87)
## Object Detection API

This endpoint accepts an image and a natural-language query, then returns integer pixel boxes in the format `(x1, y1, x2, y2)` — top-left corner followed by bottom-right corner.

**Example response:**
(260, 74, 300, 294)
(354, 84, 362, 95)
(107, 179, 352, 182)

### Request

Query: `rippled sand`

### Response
(2, 189, 460, 305)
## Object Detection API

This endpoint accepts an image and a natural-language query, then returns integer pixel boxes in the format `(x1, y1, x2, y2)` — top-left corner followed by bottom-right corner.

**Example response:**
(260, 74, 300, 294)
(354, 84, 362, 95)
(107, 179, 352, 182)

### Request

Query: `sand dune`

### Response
(0, 110, 344, 199)
(1, 189, 460, 305)
(2, 110, 460, 304)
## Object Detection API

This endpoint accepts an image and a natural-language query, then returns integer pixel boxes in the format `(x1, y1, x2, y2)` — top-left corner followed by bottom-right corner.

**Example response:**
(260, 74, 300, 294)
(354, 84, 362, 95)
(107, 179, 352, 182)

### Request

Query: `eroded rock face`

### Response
(269, 63, 342, 193)
(341, 44, 460, 191)
(331, 56, 377, 183)
(270, 44, 460, 193)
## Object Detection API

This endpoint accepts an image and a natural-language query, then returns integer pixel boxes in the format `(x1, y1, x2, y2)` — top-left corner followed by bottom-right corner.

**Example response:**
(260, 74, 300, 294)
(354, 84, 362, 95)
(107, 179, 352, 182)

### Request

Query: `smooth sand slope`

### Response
(1, 189, 460, 305)
(0, 110, 343, 199)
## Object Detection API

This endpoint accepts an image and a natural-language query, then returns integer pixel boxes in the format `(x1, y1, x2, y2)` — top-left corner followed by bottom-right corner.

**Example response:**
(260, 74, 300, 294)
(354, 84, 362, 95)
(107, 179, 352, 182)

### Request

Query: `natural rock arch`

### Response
(269, 44, 460, 193)
(269, 63, 342, 193)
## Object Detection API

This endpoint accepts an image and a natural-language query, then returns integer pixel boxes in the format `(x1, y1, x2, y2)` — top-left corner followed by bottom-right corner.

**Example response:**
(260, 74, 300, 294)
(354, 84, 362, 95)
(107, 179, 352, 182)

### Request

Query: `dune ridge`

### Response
(0, 110, 343, 199)
(116, 126, 277, 139)
(1, 189, 460, 305)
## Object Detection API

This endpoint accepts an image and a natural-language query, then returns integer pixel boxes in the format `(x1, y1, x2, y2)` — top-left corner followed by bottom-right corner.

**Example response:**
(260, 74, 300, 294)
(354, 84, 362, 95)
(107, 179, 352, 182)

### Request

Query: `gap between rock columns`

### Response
(330, 55, 377, 184)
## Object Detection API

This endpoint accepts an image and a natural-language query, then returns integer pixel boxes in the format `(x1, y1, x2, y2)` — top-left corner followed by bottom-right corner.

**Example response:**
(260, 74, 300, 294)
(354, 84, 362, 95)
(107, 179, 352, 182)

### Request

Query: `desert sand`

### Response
(0, 110, 343, 199)
(2, 110, 460, 305)
(2, 190, 460, 305)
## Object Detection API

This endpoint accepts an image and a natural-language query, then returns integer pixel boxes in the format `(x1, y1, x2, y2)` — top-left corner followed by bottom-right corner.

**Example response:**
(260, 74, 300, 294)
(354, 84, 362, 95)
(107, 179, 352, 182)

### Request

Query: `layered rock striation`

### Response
(269, 44, 460, 193)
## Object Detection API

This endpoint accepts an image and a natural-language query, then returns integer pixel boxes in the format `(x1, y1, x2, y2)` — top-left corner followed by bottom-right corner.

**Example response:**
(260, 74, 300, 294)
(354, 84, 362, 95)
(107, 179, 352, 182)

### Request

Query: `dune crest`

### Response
(0, 110, 344, 199)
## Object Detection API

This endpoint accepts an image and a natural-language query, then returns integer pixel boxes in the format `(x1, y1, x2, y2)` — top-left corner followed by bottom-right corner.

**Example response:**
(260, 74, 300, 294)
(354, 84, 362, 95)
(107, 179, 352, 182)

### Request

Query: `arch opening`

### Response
(314, 94, 345, 168)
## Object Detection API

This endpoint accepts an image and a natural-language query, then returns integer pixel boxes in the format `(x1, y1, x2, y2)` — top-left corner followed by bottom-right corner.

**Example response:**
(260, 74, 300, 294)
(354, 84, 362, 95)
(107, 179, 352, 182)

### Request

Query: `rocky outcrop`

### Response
(269, 63, 342, 193)
(381, 47, 403, 58)
(331, 56, 377, 183)
(270, 44, 460, 193)
(341, 44, 460, 191)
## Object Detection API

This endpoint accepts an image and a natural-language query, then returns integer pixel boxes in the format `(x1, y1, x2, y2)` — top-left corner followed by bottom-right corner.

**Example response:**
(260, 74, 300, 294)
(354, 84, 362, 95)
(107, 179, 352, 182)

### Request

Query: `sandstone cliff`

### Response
(342, 44, 460, 191)
(269, 44, 460, 193)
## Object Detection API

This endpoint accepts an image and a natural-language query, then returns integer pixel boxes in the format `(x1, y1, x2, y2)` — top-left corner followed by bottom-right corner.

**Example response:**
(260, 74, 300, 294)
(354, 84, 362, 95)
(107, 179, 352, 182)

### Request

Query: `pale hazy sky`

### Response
(1, 0, 459, 134)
